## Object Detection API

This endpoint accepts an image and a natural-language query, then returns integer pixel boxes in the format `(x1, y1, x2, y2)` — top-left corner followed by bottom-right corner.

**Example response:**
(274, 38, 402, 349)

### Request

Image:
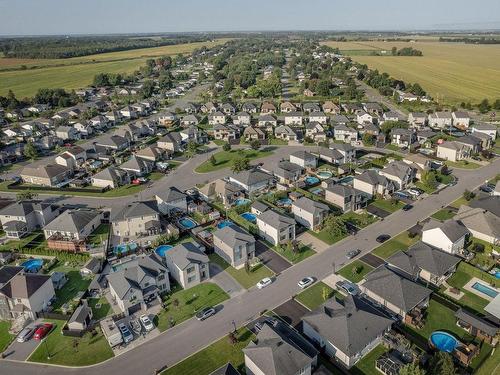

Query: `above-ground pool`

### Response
(305, 176, 320, 185)
(310, 187, 324, 195)
(492, 268, 500, 279)
(155, 245, 173, 257)
(430, 331, 460, 353)
(22, 259, 43, 273)
(471, 282, 499, 298)
(178, 217, 198, 230)
(338, 176, 354, 184)
(277, 198, 292, 207)
(317, 171, 333, 179)
(217, 220, 234, 229)
(240, 212, 257, 222)
(114, 242, 138, 255)
(234, 198, 251, 206)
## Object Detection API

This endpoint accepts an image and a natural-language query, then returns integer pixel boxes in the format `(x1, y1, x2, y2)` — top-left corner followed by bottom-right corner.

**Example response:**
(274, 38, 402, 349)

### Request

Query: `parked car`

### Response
(402, 204, 413, 211)
(479, 185, 493, 193)
(335, 280, 359, 296)
(195, 307, 216, 321)
(376, 234, 391, 243)
(139, 315, 155, 332)
(130, 319, 142, 335)
(256, 277, 272, 289)
(17, 326, 36, 342)
(407, 188, 421, 197)
(254, 317, 278, 332)
(298, 277, 314, 289)
(33, 323, 53, 341)
(394, 191, 410, 199)
(346, 249, 361, 259)
(118, 322, 133, 343)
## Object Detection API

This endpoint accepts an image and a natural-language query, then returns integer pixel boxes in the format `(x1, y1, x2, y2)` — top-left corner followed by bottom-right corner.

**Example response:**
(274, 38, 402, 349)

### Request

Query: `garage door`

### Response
(128, 303, 142, 315)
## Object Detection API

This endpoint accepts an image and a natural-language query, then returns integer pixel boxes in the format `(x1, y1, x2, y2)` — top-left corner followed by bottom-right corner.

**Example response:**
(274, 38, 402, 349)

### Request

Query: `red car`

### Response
(33, 323, 53, 340)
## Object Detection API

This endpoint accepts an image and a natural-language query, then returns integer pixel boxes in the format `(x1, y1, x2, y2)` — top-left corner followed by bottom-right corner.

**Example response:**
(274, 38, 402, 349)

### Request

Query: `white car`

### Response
(139, 315, 154, 332)
(408, 188, 421, 197)
(16, 326, 36, 342)
(256, 277, 272, 289)
(298, 277, 314, 289)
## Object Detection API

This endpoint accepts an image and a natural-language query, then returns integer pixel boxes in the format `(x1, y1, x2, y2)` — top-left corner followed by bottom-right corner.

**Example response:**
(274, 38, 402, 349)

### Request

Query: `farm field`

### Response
(0, 39, 229, 97)
(322, 40, 500, 104)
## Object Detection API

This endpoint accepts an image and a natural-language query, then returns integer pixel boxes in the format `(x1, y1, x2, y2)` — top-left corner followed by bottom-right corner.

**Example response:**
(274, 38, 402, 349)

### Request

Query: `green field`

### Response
(195, 149, 274, 173)
(0, 39, 229, 97)
(322, 40, 500, 104)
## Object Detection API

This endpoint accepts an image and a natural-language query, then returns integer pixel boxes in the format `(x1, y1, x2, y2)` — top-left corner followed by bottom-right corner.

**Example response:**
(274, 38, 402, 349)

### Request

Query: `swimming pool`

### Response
(234, 198, 251, 206)
(217, 220, 234, 229)
(310, 187, 323, 195)
(305, 176, 320, 185)
(240, 212, 256, 222)
(338, 176, 353, 184)
(430, 331, 459, 353)
(179, 217, 198, 230)
(22, 259, 43, 273)
(155, 245, 173, 257)
(471, 282, 499, 298)
(316, 171, 333, 179)
(277, 198, 292, 207)
(114, 242, 138, 255)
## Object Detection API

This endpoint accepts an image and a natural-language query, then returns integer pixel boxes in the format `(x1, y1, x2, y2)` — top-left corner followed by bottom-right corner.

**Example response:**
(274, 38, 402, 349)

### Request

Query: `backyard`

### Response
(350, 344, 388, 375)
(51, 269, 92, 313)
(337, 260, 374, 283)
(88, 297, 112, 321)
(195, 149, 274, 173)
(372, 231, 420, 259)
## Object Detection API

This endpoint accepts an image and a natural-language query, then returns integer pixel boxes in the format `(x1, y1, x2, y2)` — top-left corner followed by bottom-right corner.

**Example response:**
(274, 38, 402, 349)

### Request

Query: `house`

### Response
(303, 89, 314, 97)
(221, 103, 236, 115)
(322, 101, 340, 114)
(284, 111, 304, 126)
(63, 145, 87, 166)
(243, 126, 266, 141)
(94, 135, 130, 153)
(437, 141, 471, 162)
(471, 123, 497, 141)
(198, 179, 245, 207)
(292, 197, 329, 230)
(119, 156, 153, 177)
(213, 124, 239, 142)
(67, 300, 93, 332)
(55, 126, 80, 141)
(20, 164, 71, 187)
(454, 205, 500, 245)
(274, 161, 303, 184)
(455, 135, 483, 154)
(242, 102, 258, 114)
(73, 122, 94, 137)
(331, 114, 350, 126)
(280, 101, 297, 113)
(250, 201, 269, 216)
(309, 112, 328, 125)
(452, 111, 470, 129)
(382, 111, 402, 123)
(43, 208, 102, 242)
(357, 111, 374, 125)
(353, 170, 395, 198)
(313, 148, 344, 165)
(257, 114, 277, 129)
(289, 151, 318, 169)
(0, 200, 59, 239)
(325, 185, 367, 212)
(183, 103, 198, 114)
(92, 166, 130, 189)
(107, 254, 170, 316)
(54, 152, 78, 172)
(244, 322, 318, 375)
(408, 112, 427, 128)
(180, 125, 206, 144)
(157, 132, 183, 153)
(386, 241, 461, 286)
(428, 112, 453, 129)
(228, 170, 274, 194)
(261, 102, 276, 114)
(454, 309, 498, 346)
(213, 225, 256, 269)
(210, 364, 240, 375)
(379, 161, 416, 190)
(274, 125, 298, 142)
(208, 111, 227, 126)
(302, 295, 393, 369)
(334, 124, 358, 143)
(390, 128, 416, 147)
(119, 106, 138, 119)
(402, 154, 432, 179)
(180, 114, 199, 127)
(422, 219, 469, 254)
(363, 102, 384, 115)
(256, 210, 296, 246)
(233, 112, 251, 126)
(155, 187, 188, 215)
(135, 146, 167, 162)
(0, 267, 55, 321)
(361, 265, 432, 318)
(303, 103, 321, 113)
(470, 131, 492, 150)
(329, 143, 356, 164)
(305, 121, 326, 142)
(111, 201, 161, 239)
(158, 112, 177, 126)
(164, 242, 209, 289)
(201, 102, 218, 114)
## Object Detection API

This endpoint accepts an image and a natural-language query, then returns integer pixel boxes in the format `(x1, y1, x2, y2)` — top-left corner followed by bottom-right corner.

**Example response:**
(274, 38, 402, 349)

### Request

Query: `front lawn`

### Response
(369, 198, 405, 213)
(337, 260, 374, 283)
(0, 320, 13, 352)
(28, 320, 113, 366)
(88, 297, 112, 321)
(341, 211, 379, 228)
(156, 282, 229, 332)
(295, 282, 341, 310)
(446, 160, 480, 169)
(450, 196, 469, 208)
(350, 344, 388, 375)
(309, 229, 347, 246)
(272, 244, 316, 264)
(432, 208, 456, 221)
(51, 270, 92, 313)
(195, 149, 273, 173)
(372, 231, 420, 259)
(162, 328, 254, 375)
(209, 253, 273, 289)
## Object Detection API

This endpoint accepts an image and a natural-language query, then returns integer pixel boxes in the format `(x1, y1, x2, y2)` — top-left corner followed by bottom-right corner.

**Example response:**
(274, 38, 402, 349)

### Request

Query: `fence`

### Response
(6, 181, 106, 194)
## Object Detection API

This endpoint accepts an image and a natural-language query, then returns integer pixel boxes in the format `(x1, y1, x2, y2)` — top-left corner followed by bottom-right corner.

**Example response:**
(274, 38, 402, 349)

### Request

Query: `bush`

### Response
(472, 243, 485, 253)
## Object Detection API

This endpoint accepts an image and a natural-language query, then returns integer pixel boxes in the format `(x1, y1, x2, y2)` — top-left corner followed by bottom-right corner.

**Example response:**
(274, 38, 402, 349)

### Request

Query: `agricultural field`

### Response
(0, 39, 229, 97)
(322, 40, 500, 104)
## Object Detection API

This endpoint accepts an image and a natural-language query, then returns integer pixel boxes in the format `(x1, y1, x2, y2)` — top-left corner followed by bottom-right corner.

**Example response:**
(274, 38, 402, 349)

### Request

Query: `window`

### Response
(187, 266, 195, 274)
(187, 276, 196, 283)
(158, 274, 165, 281)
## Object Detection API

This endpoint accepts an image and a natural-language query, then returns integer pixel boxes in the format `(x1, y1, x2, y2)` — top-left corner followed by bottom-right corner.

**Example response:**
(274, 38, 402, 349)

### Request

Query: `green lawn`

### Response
(350, 344, 388, 375)
(369, 198, 405, 213)
(0, 231, 43, 252)
(28, 320, 113, 366)
(385, 144, 402, 152)
(51, 270, 92, 313)
(450, 196, 469, 208)
(295, 282, 340, 310)
(445, 160, 481, 169)
(156, 282, 229, 332)
(341, 211, 379, 228)
(476, 349, 500, 375)
(272, 244, 316, 264)
(337, 260, 374, 283)
(87, 224, 110, 247)
(431, 208, 456, 221)
(195, 149, 273, 173)
(309, 229, 347, 246)
(162, 328, 254, 375)
(372, 231, 420, 259)
(467, 237, 500, 270)
(88, 297, 112, 321)
(209, 253, 273, 289)
(0, 320, 13, 352)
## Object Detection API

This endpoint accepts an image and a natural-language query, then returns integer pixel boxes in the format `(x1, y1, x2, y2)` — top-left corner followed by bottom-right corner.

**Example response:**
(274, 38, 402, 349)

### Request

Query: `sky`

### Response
(0, 0, 499, 36)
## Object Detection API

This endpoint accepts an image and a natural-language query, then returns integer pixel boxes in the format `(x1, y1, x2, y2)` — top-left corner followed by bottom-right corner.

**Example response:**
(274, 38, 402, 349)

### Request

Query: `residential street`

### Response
(356, 79, 408, 117)
(1, 157, 498, 375)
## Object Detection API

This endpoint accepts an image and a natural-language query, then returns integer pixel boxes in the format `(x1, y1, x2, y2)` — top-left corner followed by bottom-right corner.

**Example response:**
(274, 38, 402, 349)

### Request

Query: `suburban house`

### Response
(428, 112, 453, 129)
(386, 241, 461, 286)
(303, 102, 321, 113)
(198, 179, 245, 207)
(471, 123, 497, 141)
(284, 111, 304, 126)
(305, 122, 327, 142)
(213, 225, 256, 269)
(437, 141, 471, 162)
(111, 201, 161, 239)
(402, 154, 432, 179)
(421, 219, 469, 254)
(363, 102, 384, 115)
(280, 101, 298, 113)
(322, 101, 340, 114)
(120, 156, 153, 177)
(360, 265, 432, 319)
(208, 111, 227, 126)
(274, 125, 298, 142)
(390, 128, 416, 148)
(331, 114, 350, 126)
(313, 148, 344, 165)
(55, 126, 80, 141)
(107, 254, 170, 316)
(157, 132, 183, 153)
(233, 112, 252, 126)
(382, 111, 402, 123)
(309, 111, 328, 124)
(408, 112, 427, 128)
(289, 151, 318, 169)
(274, 161, 303, 184)
(43, 208, 102, 244)
(0, 266, 55, 321)
(452, 111, 470, 129)
(244, 322, 318, 375)
(135, 146, 167, 162)
(329, 143, 356, 164)
(213, 124, 239, 142)
(357, 111, 374, 125)
(155, 187, 188, 215)
(164, 242, 210, 289)
(257, 114, 277, 129)
(454, 205, 500, 245)
(325, 185, 367, 212)
(180, 115, 199, 127)
(334, 124, 358, 143)
(256, 209, 296, 246)
(67, 300, 93, 332)
(353, 170, 395, 198)
(242, 102, 258, 114)
(292, 196, 329, 230)
(243, 126, 266, 141)
(455, 135, 483, 154)
(379, 161, 416, 190)
(20, 164, 71, 187)
(228, 170, 274, 194)
(250, 201, 269, 216)
(94, 135, 130, 153)
(180, 125, 206, 144)
(260, 102, 276, 114)
(92, 166, 130, 189)
(0, 200, 59, 239)
(302, 295, 393, 369)
(454, 309, 498, 346)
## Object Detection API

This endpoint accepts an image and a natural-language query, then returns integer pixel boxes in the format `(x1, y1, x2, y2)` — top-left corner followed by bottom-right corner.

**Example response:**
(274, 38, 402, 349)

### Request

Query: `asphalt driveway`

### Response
(273, 299, 309, 329)
(255, 241, 291, 274)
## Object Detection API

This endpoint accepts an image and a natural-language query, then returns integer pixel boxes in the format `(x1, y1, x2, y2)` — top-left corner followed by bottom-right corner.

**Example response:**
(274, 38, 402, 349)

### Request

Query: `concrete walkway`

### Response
(209, 263, 244, 298)
(297, 232, 328, 253)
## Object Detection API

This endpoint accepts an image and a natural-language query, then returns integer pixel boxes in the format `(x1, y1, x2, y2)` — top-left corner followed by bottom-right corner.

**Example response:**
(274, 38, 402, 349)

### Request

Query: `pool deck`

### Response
(463, 277, 499, 301)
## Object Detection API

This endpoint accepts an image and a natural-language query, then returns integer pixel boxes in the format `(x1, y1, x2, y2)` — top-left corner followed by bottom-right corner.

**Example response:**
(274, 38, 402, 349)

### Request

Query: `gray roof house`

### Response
(324, 184, 368, 213)
(209, 363, 240, 375)
(379, 161, 416, 190)
(67, 300, 93, 331)
(92, 166, 130, 189)
(43, 208, 102, 242)
(0, 200, 59, 239)
(213, 225, 256, 269)
(292, 196, 329, 230)
(353, 170, 395, 198)
(274, 161, 303, 184)
(289, 151, 318, 169)
(20, 164, 71, 187)
(454, 309, 498, 345)
(454, 205, 500, 245)
(164, 242, 209, 289)
(111, 201, 161, 239)
(119, 155, 154, 177)
(256, 210, 296, 246)
(228, 170, 274, 194)
(422, 219, 470, 254)
(302, 295, 393, 368)
(155, 187, 188, 215)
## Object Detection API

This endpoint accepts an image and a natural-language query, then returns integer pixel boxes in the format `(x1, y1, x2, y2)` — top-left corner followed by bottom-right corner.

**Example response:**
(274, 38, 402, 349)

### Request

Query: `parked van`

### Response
(101, 317, 123, 347)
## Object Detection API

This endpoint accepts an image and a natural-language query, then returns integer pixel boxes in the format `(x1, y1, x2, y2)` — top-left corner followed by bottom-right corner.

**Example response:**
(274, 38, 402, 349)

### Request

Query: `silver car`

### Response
(17, 326, 36, 342)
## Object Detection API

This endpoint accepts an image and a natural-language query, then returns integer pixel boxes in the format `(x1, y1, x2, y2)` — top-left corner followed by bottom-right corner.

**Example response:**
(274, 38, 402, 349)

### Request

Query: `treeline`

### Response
(356, 66, 426, 97)
(0, 36, 210, 59)
(0, 88, 79, 111)
(439, 37, 500, 44)
(391, 47, 423, 56)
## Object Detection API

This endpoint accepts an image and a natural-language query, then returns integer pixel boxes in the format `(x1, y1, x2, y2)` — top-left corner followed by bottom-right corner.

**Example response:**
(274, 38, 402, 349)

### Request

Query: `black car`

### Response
(479, 185, 493, 193)
(376, 234, 391, 243)
(402, 204, 413, 211)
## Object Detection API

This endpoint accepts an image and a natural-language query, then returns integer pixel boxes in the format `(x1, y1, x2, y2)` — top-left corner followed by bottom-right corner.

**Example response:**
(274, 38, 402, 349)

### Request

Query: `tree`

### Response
(322, 287, 330, 302)
(16, 191, 38, 201)
(463, 189, 476, 201)
(422, 170, 439, 190)
(231, 157, 250, 173)
(23, 141, 38, 160)
(380, 120, 408, 136)
(141, 80, 155, 98)
(322, 215, 347, 239)
(493, 99, 500, 110)
(172, 298, 179, 310)
(222, 142, 231, 152)
(362, 133, 376, 146)
(399, 363, 426, 375)
(429, 352, 456, 375)
(228, 332, 238, 345)
(209, 154, 217, 166)
(478, 98, 491, 113)
(250, 140, 261, 150)
(186, 141, 198, 158)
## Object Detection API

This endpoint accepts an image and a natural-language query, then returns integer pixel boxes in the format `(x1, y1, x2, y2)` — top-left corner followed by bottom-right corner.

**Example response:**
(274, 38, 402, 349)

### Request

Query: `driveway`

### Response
(360, 253, 385, 268)
(272, 299, 309, 329)
(297, 232, 328, 253)
(255, 241, 291, 274)
(3, 335, 41, 362)
(209, 263, 244, 298)
(366, 204, 391, 218)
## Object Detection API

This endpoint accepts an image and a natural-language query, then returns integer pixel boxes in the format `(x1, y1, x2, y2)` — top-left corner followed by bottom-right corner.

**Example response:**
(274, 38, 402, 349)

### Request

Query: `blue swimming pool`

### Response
(305, 176, 320, 185)
(179, 217, 197, 230)
(155, 245, 173, 257)
(235, 198, 251, 206)
(472, 282, 499, 298)
(316, 171, 333, 179)
(338, 176, 354, 184)
(430, 331, 459, 353)
(310, 187, 323, 195)
(277, 198, 292, 207)
(240, 212, 256, 222)
(217, 220, 234, 229)
(114, 242, 138, 255)
(22, 258, 43, 273)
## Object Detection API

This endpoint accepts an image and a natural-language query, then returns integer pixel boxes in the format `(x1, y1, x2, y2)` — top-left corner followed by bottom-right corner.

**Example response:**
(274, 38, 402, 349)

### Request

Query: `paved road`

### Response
(356, 79, 408, 117)
(2, 157, 498, 375)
